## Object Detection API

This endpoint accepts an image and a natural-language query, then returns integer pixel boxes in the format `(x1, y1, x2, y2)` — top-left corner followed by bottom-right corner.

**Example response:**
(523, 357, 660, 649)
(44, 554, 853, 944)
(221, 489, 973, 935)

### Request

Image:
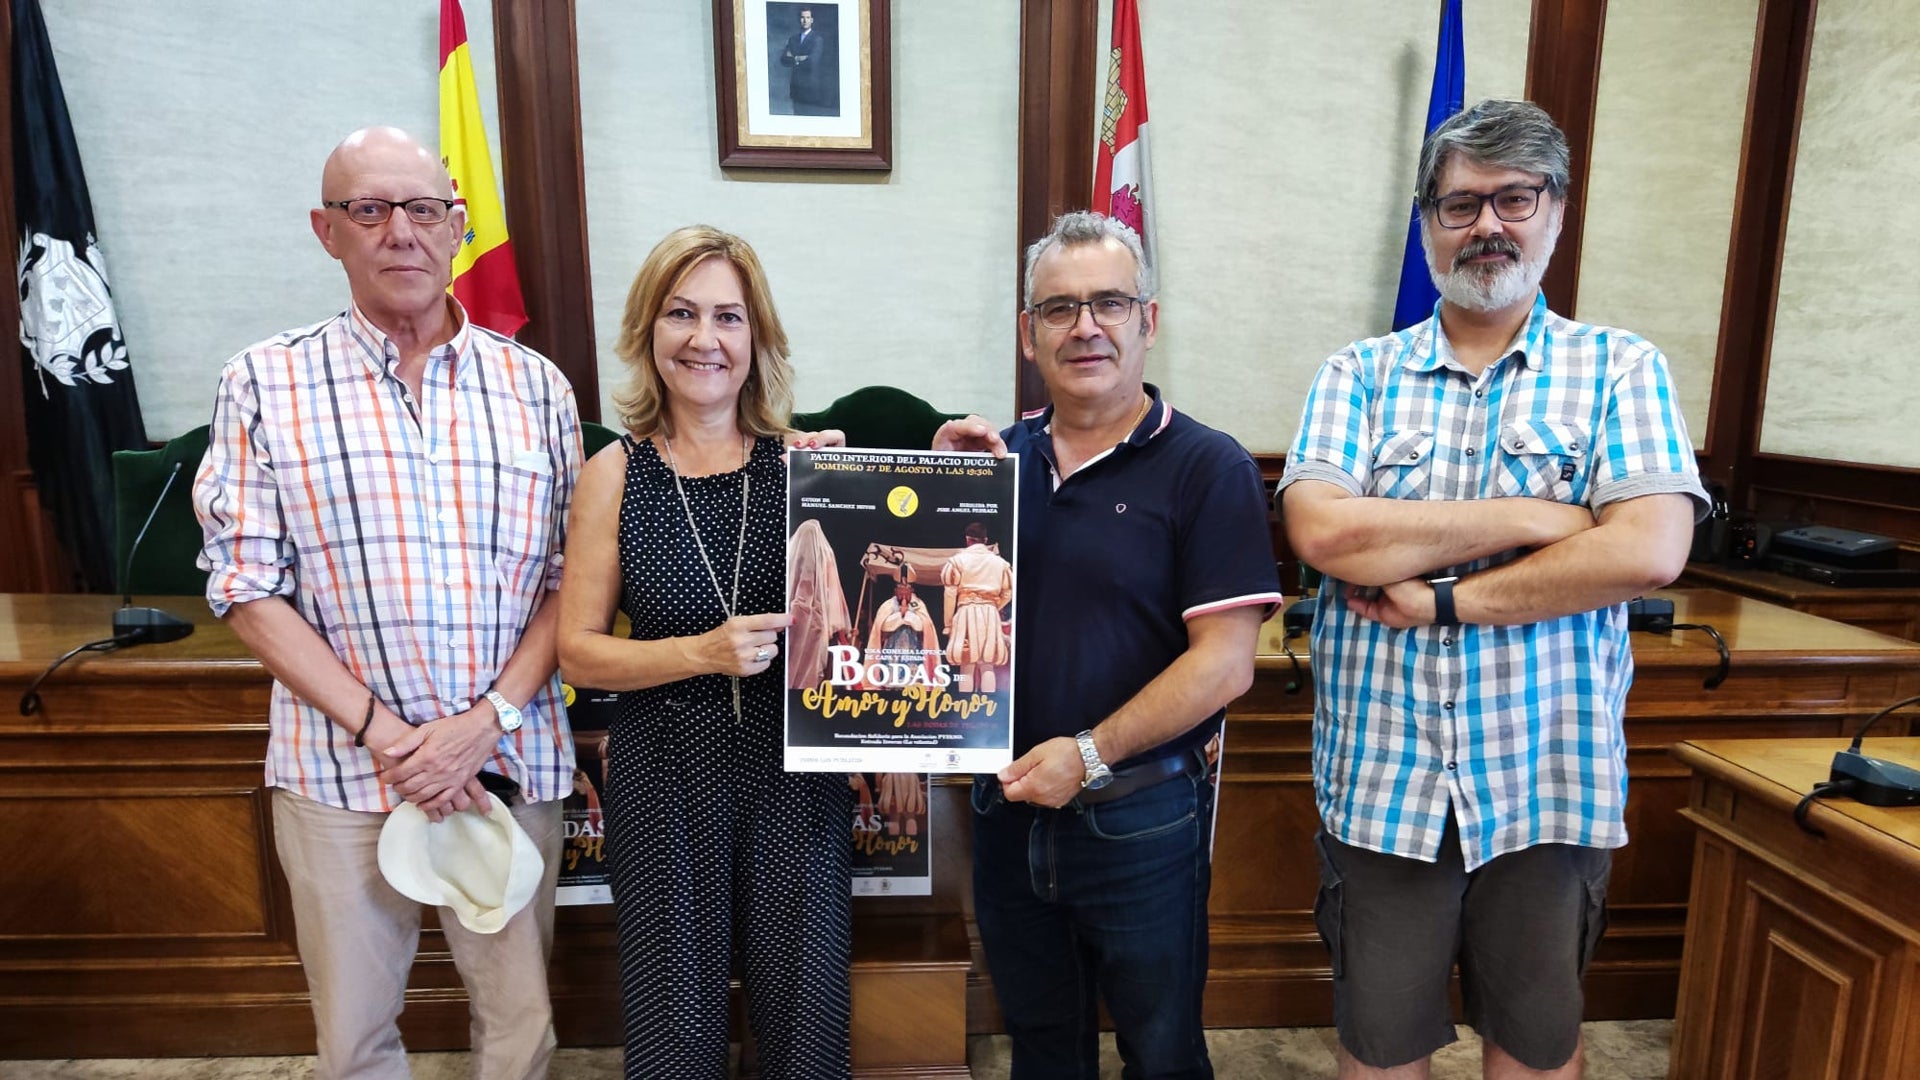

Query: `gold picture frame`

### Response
(713, 0, 892, 170)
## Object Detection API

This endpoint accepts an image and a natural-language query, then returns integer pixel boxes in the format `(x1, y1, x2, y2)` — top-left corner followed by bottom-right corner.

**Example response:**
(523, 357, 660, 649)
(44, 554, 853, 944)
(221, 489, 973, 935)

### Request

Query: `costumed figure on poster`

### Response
(941, 522, 1012, 694)
(563, 764, 605, 868)
(787, 517, 853, 690)
(860, 563, 942, 690)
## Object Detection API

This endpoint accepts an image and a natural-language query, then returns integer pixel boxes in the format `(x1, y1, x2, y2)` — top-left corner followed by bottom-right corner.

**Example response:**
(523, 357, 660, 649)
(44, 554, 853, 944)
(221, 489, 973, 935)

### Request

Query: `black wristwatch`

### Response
(1428, 575, 1460, 627)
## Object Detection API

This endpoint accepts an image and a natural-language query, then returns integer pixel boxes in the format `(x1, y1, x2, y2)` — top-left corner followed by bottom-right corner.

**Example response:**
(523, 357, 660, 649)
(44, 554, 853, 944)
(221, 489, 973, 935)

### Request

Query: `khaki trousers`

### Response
(272, 788, 565, 1080)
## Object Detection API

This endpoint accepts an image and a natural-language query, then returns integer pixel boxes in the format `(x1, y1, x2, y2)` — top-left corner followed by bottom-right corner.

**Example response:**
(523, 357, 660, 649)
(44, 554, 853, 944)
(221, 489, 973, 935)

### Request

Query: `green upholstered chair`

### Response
(112, 425, 212, 597)
(792, 386, 967, 451)
(581, 420, 622, 459)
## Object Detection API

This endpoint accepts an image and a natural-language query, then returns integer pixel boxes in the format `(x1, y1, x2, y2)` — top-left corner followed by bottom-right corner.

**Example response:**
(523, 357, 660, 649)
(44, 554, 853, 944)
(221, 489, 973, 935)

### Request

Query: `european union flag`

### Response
(1390, 0, 1466, 331)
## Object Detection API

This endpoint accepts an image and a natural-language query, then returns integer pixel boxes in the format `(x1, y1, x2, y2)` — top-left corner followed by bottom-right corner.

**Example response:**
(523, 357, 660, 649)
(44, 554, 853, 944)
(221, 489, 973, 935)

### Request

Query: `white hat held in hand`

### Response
(377, 797, 544, 934)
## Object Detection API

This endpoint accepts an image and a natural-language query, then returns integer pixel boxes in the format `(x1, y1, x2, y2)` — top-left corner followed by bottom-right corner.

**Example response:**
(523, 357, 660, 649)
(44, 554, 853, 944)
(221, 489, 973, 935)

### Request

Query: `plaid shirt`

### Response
(195, 303, 581, 811)
(1279, 296, 1706, 870)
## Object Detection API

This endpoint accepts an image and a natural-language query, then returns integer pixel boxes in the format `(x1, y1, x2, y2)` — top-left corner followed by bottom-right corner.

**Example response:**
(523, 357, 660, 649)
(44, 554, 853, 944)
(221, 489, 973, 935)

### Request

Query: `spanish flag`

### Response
(440, 0, 527, 337)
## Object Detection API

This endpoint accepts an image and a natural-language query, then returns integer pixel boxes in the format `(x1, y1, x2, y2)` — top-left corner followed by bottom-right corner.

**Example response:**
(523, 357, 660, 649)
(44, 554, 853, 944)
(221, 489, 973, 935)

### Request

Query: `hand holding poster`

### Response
(786, 449, 1017, 773)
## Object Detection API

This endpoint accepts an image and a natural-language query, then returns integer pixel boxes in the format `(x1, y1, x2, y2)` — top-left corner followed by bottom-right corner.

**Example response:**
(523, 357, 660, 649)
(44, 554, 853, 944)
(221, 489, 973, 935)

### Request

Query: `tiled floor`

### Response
(0, 1020, 1672, 1079)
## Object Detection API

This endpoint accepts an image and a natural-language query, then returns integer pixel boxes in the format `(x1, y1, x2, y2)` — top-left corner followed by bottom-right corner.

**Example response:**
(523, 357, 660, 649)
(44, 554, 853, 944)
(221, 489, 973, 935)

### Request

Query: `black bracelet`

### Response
(353, 694, 376, 747)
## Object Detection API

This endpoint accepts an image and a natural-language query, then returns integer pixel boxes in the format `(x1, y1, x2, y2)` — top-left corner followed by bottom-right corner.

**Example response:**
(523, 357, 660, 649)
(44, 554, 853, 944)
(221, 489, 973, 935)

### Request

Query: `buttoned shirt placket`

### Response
(1432, 338, 1487, 833)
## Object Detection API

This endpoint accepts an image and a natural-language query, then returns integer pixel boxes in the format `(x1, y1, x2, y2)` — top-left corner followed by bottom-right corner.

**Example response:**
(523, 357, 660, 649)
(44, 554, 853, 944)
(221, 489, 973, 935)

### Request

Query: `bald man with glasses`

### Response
(194, 126, 581, 1079)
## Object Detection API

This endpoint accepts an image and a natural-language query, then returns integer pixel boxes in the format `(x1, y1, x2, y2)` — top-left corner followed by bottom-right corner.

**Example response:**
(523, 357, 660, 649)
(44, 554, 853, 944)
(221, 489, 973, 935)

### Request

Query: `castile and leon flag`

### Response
(1092, 0, 1156, 276)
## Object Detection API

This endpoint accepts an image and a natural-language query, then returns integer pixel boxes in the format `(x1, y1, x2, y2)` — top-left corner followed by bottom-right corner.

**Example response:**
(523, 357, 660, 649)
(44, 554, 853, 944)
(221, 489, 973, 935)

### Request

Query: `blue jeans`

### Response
(971, 769, 1215, 1080)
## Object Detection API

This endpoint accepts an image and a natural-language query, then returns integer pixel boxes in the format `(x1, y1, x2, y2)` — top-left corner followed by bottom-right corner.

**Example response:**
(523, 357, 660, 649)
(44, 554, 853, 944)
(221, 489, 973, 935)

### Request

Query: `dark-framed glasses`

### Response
(1031, 295, 1142, 330)
(322, 197, 457, 226)
(1431, 185, 1547, 230)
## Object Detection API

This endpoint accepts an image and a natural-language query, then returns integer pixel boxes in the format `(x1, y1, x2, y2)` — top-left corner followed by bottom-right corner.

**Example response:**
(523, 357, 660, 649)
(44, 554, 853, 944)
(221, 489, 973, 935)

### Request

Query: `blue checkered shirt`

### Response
(1278, 296, 1707, 870)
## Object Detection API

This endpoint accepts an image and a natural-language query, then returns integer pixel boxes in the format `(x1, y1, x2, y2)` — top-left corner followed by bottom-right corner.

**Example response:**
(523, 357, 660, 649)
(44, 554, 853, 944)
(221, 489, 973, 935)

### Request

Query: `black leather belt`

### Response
(1074, 747, 1207, 806)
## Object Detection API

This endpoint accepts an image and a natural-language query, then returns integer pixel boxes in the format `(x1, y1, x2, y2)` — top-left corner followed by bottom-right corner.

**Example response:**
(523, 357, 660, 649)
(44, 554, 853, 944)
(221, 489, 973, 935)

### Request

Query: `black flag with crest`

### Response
(13, 0, 148, 591)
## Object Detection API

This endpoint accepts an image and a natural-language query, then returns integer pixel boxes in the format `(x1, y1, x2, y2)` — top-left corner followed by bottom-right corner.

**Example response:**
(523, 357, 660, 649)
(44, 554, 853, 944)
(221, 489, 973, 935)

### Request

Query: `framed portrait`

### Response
(713, 0, 892, 170)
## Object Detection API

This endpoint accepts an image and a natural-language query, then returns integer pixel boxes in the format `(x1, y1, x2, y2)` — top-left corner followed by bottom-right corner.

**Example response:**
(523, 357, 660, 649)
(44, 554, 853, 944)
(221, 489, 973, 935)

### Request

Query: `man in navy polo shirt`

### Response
(936, 211, 1281, 1079)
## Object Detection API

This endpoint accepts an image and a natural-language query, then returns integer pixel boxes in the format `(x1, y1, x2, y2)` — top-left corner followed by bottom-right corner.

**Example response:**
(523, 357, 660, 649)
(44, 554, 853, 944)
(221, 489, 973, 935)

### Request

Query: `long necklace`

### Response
(663, 433, 753, 723)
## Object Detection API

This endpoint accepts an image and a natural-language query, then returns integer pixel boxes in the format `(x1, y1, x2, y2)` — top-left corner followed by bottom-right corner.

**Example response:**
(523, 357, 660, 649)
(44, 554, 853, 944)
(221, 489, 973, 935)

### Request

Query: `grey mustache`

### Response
(1455, 238, 1522, 267)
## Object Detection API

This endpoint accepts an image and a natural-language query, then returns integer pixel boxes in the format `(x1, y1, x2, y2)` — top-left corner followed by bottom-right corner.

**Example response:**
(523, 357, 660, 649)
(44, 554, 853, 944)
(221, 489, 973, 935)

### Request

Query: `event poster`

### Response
(555, 684, 618, 906)
(850, 772, 932, 895)
(785, 449, 1018, 773)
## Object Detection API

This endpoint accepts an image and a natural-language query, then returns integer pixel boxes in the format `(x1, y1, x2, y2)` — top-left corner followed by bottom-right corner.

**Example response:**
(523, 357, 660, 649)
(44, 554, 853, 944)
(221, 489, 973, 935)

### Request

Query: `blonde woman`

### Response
(558, 226, 850, 1080)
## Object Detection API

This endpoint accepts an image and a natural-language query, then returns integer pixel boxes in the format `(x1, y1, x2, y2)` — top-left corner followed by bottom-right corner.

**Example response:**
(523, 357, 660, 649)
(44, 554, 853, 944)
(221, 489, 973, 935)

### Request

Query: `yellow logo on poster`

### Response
(561, 683, 577, 706)
(887, 486, 919, 517)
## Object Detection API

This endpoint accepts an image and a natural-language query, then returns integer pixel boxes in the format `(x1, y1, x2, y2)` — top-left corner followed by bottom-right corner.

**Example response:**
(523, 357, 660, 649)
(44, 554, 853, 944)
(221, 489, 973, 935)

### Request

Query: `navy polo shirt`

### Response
(1005, 384, 1282, 768)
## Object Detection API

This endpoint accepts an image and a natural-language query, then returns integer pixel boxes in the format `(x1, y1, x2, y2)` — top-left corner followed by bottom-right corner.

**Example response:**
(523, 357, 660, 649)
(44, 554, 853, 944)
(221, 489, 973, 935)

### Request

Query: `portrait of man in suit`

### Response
(769, 2, 839, 116)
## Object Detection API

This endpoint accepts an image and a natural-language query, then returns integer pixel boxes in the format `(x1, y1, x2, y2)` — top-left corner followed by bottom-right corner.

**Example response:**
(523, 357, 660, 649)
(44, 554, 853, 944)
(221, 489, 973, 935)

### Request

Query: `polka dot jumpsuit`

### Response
(607, 435, 853, 1079)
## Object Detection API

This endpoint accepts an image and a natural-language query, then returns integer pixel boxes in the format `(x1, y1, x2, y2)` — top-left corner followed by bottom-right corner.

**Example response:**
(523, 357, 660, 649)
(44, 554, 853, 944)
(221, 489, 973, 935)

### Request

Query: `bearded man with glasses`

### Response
(193, 126, 580, 1079)
(1279, 99, 1708, 1079)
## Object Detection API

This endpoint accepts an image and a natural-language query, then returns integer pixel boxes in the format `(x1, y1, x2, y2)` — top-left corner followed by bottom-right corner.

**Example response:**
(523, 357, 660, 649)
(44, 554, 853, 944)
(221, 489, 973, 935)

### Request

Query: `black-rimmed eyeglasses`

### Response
(1030, 295, 1142, 330)
(322, 197, 457, 226)
(1429, 185, 1547, 230)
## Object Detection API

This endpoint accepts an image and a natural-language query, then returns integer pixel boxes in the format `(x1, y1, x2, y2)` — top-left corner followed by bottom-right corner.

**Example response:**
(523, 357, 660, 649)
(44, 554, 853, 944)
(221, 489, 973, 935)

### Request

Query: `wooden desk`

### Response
(1668, 738, 1920, 1080)
(4, 591, 1918, 1059)
(0, 595, 968, 1075)
(1679, 561, 1920, 642)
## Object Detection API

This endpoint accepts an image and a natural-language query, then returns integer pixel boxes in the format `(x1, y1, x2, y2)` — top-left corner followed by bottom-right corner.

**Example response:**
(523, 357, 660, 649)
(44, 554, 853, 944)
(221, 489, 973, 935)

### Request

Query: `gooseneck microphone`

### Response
(112, 461, 196, 644)
(1805, 693, 1920, 824)
(18, 460, 197, 716)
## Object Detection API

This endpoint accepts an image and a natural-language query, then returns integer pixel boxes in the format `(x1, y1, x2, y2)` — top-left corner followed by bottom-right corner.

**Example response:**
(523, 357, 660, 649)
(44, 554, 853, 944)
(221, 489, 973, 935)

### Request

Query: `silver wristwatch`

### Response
(483, 689, 524, 733)
(1075, 729, 1113, 790)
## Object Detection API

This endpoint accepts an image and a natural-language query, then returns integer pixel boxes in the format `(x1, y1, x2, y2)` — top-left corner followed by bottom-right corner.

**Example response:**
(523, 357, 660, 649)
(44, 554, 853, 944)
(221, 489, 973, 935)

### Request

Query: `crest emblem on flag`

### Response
(18, 232, 131, 391)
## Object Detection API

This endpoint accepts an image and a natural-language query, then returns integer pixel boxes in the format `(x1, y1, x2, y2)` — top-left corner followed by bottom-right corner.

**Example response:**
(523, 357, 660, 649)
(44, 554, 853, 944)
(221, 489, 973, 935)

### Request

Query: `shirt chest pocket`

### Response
(491, 458, 558, 581)
(1493, 418, 1588, 503)
(1368, 430, 1435, 499)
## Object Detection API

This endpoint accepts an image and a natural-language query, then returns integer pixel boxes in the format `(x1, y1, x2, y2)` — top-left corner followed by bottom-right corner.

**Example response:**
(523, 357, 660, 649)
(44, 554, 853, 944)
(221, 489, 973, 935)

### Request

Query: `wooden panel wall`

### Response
(493, 0, 598, 421)
(1012, 0, 1097, 417)
(1526, 0, 1607, 317)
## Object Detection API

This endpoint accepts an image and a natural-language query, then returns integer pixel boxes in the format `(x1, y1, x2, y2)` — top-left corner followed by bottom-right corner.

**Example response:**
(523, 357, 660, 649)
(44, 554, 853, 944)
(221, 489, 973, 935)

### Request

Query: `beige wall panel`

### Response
(577, 4, 1020, 426)
(1575, 0, 1758, 451)
(1759, 0, 1920, 468)
(1093, 0, 1532, 454)
(39, 0, 503, 439)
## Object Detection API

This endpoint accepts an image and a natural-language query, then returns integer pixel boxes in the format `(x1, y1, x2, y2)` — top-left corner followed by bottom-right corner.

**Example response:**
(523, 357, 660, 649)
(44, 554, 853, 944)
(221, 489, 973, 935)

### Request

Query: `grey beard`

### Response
(1422, 231, 1552, 313)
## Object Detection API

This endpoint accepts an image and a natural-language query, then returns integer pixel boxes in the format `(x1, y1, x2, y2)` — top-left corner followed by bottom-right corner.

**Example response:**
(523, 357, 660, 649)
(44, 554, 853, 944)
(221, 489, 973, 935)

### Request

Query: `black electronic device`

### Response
(1282, 595, 1317, 635)
(1763, 552, 1920, 588)
(1728, 518, 1774, 565)
(1625, 596, 1674, 633)
(1771, 525, 1899, 569)
(1690, 482, 1731, 564)
(1829, 694, 1920, 807)
(1796, 694, 1920, 834)
(1828, 750, 1920, 808)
